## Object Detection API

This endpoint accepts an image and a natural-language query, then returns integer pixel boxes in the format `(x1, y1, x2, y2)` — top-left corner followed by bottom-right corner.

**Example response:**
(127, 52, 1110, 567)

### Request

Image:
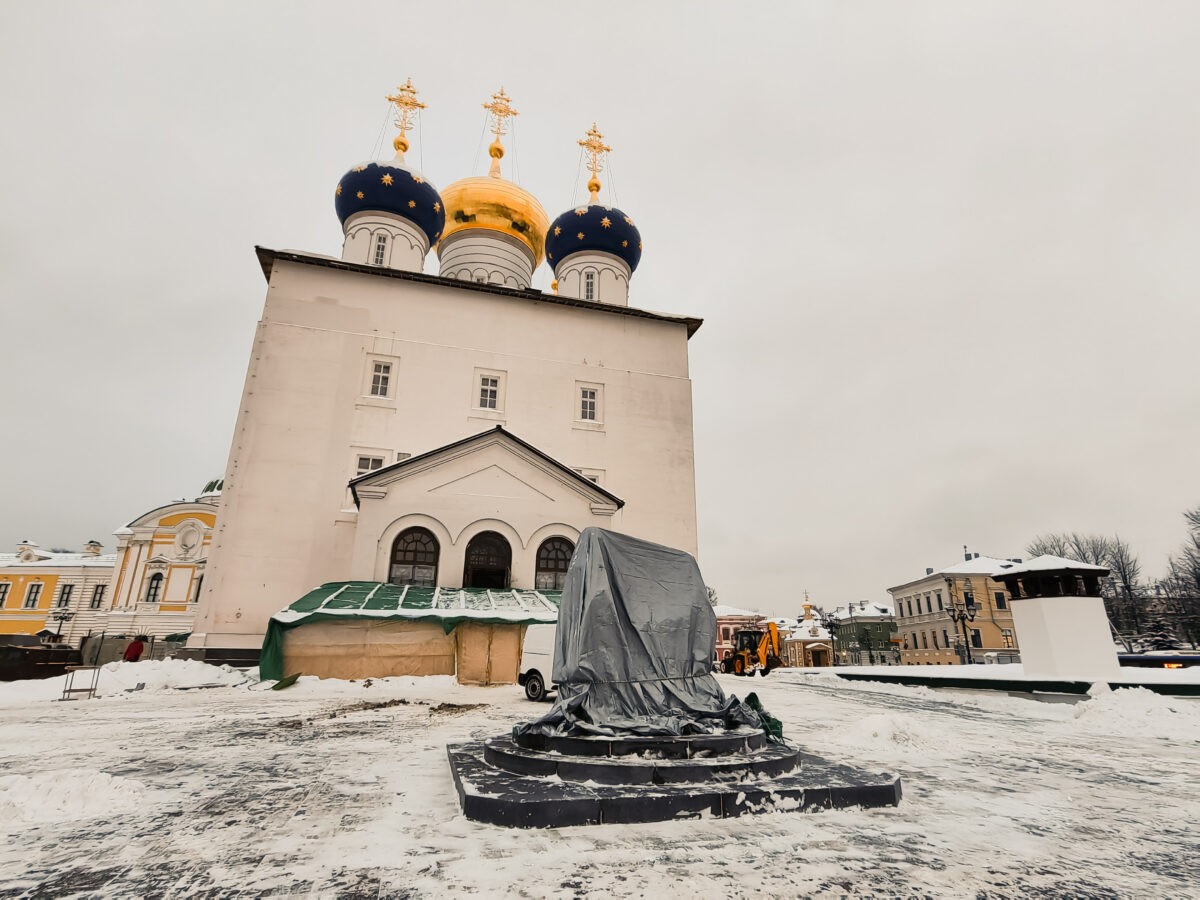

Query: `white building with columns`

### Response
(189, 86, 703, 660)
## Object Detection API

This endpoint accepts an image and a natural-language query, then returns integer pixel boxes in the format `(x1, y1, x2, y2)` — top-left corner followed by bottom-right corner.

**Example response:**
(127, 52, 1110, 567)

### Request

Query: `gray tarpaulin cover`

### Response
(516, 528, 763, 737)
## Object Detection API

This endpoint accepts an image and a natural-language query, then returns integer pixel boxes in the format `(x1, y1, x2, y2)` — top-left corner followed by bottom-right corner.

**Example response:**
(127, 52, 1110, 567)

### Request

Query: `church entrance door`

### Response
(463, 531, 512, 589)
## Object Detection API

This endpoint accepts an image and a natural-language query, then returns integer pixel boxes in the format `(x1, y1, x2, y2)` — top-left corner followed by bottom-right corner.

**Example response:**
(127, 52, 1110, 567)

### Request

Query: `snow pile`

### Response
(0, 659, 250, 706)
(1070, 685, 1200, 740)
(0, 770, 147, 824)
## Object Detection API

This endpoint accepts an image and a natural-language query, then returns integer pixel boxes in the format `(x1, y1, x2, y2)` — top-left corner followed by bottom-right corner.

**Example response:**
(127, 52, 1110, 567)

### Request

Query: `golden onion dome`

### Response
(439, 174, 549, 267)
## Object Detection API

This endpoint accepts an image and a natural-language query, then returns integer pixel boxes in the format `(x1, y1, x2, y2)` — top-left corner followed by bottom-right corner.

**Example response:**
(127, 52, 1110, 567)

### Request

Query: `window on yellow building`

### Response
(24, 583, 43, 608)
(995, 591, 1007, 610)
(0, 583, 10, 606)
(1001, 629, 1014, 648)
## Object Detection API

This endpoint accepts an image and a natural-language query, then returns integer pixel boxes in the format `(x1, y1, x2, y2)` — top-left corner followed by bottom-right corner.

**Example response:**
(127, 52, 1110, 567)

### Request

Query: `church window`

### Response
(356, 455, 385, 476)
(90, 584, 106, 609)
(535, 537, 574, 591)
(370, 362, 392, 397)
(145, 573, 163, 603)
(0, 583, 9, 605)
(24, 583, 43, 608)
(373, 234, 388, 266)
(584, 271, 595, 300)
(390, 528, 439, 587)
(479, 376, 499, 409)
(57, 584, 73, 607)
(574, 382, 603, 426)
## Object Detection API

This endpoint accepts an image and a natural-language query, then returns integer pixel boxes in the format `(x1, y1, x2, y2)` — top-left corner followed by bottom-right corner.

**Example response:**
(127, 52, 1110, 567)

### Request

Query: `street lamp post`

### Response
(51, 609, 75, 643)
(946, 576, 978, 665)
(819, 611, 840, 666)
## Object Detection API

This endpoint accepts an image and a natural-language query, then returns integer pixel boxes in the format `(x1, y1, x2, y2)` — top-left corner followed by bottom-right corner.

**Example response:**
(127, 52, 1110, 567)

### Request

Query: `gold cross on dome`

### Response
(578, 123, 611, 203)
(386, 78, 426, 159)
(483, 87, 519, 139)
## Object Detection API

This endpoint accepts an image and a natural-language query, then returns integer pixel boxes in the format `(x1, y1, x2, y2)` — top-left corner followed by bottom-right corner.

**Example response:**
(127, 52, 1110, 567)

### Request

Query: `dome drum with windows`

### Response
(546, 124, 642, 306)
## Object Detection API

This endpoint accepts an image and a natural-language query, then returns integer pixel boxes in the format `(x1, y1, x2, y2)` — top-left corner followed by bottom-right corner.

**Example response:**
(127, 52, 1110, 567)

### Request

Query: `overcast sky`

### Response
(2, 2, 1198, 614)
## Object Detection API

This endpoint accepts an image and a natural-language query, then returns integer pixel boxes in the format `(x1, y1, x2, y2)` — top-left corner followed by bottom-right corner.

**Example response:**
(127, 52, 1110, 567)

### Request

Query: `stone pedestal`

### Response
(1011, 595, 1120, 681)
(447, 729, 902, 828)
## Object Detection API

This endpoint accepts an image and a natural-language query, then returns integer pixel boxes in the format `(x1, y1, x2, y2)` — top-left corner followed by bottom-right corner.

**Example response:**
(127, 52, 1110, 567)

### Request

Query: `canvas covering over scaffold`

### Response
(259, 583, 560, 683)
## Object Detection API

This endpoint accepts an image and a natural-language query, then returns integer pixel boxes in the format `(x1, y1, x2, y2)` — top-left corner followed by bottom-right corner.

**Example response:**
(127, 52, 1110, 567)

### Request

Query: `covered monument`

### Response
(448, 528, 901, 827)
(518, 528, 761, 737)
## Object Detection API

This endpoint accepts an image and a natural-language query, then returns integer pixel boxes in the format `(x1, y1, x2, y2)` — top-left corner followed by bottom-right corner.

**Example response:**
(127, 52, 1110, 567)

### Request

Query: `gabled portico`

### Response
(348, 426, 624, 589)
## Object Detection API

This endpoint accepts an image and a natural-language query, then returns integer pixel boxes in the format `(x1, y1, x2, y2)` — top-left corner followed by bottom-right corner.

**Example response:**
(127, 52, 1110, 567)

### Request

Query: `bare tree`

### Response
(1107, 536, 1141, 595)
(1025, 533, 1071, 558)
(1106, 535, 1145, 637)
(1067, 533, 1114, 567)
(1159, 505, 1200, 648)
(1025, 532, 1112, 566)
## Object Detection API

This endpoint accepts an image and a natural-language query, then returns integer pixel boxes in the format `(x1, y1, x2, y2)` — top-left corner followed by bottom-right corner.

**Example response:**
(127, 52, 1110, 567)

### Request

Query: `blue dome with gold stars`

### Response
(335, 162, 445, 247)
(545, 204, 642, 274)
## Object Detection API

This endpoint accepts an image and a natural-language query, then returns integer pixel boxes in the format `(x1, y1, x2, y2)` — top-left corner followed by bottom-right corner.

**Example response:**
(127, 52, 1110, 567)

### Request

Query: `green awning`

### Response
(259, 582, 561, 680)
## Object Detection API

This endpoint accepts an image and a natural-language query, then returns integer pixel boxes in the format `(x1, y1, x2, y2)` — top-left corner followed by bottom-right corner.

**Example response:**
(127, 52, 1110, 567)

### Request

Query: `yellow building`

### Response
(0, 541, 115, 642)
(888, 552, 1020, 665)
(0, 492, 220, 648)
(104, 494, 220, 644)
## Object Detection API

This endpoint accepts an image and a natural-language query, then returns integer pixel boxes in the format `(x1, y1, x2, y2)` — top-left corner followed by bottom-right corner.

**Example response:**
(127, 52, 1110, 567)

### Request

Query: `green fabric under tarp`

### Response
(259, 582, 561, 680)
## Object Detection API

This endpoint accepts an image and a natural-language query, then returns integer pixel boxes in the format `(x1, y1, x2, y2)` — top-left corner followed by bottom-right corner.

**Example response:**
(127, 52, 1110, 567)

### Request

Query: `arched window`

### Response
(535, 537, 574, 590)
(584, 270, 595, 300)
(390, 528, 439, 587)
(373, 233, 388, 266)
(145, 573, 164, 603)
(463, 531, 511, 589)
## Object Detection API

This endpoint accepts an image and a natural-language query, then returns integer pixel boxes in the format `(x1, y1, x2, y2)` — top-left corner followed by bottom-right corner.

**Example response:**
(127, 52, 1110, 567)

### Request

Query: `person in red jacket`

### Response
(123, 637, 145, 662)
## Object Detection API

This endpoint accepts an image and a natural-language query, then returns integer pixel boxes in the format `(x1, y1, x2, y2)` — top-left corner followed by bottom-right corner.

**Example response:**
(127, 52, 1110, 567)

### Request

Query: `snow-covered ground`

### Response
(1, 661, 1198, 898)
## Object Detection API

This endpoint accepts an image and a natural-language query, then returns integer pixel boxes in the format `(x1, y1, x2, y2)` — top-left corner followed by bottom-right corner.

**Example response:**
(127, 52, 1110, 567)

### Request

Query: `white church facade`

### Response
(189, 84, 703, 658)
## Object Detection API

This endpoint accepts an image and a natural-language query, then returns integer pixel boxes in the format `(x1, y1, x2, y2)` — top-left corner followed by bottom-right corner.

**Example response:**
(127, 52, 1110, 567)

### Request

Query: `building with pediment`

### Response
(0, 492, 218, 648)
(189, 85, 702, 664)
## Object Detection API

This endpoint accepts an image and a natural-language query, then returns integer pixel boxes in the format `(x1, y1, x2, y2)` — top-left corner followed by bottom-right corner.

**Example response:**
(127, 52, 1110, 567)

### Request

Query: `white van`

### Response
(518, 624, 556, 701)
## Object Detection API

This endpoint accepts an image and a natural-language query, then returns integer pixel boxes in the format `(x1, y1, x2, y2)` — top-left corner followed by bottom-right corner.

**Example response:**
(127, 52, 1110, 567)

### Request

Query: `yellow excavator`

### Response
(720, 622, 783, 676)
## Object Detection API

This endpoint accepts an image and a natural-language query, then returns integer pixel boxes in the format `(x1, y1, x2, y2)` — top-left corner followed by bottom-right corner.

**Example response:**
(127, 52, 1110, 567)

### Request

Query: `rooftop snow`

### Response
(272, 582, 560, 625)
(0, 553, 117, 568)
(990, 554, 1110, 577)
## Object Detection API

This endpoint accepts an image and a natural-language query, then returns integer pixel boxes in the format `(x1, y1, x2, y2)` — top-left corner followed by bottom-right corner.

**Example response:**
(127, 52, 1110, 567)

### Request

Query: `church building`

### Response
(189, 84, 704, 661)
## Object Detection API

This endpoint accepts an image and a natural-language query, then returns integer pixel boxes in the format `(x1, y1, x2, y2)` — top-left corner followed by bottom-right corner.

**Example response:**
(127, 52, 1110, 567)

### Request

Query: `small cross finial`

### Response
(578, 123, 611, 203)
(385, 78, 426, 160)
(483, 87, 518, 139)
(483, 87, 519, 176)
